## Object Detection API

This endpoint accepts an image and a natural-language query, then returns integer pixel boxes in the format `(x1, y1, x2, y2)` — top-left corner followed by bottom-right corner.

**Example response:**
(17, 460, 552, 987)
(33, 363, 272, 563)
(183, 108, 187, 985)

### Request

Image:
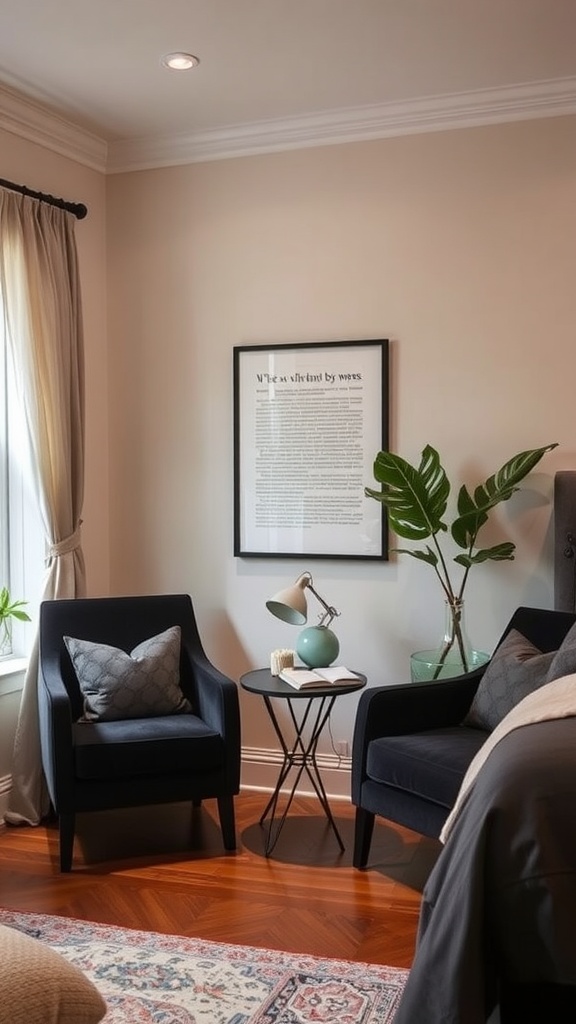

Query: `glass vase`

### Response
(410, 598, 489, 682)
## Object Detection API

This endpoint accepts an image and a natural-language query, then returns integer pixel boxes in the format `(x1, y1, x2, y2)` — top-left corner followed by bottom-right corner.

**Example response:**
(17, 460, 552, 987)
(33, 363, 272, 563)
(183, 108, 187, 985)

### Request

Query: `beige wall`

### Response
(107, 115, 576, 757)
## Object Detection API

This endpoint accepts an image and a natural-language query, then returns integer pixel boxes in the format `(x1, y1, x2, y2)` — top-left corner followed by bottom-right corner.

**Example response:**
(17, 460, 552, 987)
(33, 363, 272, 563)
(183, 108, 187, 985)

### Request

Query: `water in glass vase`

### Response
(410, 599, 489, 682)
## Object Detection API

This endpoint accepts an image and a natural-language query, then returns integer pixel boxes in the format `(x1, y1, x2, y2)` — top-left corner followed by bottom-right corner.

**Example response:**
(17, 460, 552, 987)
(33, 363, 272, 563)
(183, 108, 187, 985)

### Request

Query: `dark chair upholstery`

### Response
(38, 594, 241, 871)
(351, 606, 576, 869)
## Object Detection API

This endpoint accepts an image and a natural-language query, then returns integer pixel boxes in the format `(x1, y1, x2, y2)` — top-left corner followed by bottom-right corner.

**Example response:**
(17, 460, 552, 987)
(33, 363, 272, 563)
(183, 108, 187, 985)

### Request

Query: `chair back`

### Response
(39, 594, 203, 720)
(497, 606, 576, 656)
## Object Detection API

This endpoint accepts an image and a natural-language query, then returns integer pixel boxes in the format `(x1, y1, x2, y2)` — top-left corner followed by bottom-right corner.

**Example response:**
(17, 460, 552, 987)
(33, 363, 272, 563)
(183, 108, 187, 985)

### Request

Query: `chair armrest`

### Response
(37, 656, 76, 808)
(355, 668, 485, 740)
(351, 667, 485, 800)
(184, 645, 241, 789)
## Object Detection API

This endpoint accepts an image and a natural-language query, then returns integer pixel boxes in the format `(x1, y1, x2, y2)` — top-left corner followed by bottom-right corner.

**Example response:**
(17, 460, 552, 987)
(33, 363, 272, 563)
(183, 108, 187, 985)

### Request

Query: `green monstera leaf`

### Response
(451, 444, 557, 550)
(365, 445, 450, 541)
(454, 542, 516, 569)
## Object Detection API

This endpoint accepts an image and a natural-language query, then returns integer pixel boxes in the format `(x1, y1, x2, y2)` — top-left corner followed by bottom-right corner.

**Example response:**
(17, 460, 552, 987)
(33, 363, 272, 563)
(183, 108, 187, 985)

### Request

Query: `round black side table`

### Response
(240, 668, 366, 856)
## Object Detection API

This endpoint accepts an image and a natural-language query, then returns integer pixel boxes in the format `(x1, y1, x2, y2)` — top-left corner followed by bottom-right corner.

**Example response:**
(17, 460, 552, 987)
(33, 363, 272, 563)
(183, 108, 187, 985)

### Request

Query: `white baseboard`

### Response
(240, 746, 352, 801)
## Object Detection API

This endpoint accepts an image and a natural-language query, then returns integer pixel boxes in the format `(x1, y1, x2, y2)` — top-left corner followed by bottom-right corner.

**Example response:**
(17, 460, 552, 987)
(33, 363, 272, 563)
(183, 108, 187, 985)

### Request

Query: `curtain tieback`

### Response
(48, 521, 83, 560)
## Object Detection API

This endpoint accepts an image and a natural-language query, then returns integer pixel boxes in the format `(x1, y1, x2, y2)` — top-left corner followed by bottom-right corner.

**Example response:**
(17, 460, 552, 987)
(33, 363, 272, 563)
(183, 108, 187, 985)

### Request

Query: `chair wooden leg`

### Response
(59, 812, 75, 872)
(217, 795, 237, 851)
(353, 807, 375, 869)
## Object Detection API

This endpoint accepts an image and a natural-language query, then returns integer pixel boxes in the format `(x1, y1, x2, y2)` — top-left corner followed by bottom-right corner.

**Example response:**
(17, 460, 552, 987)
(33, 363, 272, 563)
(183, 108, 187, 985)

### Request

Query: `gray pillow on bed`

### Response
(463, 629, 555, 731)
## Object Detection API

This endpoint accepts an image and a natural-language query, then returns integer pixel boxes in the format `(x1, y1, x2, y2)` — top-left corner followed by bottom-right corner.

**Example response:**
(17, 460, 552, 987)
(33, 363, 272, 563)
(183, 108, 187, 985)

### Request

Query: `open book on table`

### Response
(279, 666, 362, 690)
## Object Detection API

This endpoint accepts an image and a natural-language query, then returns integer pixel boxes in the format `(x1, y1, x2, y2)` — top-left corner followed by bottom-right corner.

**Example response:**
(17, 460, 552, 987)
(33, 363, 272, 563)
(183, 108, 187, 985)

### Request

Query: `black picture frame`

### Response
(233, 339, 389, 559)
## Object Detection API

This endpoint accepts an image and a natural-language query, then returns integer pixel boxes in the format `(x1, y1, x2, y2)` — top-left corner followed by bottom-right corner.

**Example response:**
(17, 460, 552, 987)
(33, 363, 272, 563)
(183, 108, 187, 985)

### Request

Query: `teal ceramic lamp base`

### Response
(296, 626, 340, 668)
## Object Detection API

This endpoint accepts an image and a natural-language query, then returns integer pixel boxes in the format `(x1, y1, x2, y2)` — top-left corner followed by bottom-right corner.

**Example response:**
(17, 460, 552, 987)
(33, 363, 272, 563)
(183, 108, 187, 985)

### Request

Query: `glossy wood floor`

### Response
(0, 791, 440, 968)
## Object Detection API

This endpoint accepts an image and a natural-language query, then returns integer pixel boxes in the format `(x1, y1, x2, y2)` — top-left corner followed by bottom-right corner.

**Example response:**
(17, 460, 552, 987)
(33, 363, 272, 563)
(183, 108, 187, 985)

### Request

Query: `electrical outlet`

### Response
(335, 740, 350, 758)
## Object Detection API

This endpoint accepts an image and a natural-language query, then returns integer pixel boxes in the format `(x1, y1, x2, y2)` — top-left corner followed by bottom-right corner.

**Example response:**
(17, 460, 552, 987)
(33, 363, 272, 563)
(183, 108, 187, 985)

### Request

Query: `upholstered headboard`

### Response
(554, 471, 576, 612)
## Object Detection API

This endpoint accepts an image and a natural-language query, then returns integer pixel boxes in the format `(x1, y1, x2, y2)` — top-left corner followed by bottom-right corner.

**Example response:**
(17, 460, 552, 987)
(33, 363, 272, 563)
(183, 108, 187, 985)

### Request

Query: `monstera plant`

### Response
(365, 442, 558, 676)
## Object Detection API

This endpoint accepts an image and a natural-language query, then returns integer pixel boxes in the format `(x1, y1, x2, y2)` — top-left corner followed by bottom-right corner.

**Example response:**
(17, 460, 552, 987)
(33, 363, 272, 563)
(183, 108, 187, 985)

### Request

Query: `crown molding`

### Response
(107, 77, 576, 173)
(1, 77, 575, 177)
(0, 83, 107, 173)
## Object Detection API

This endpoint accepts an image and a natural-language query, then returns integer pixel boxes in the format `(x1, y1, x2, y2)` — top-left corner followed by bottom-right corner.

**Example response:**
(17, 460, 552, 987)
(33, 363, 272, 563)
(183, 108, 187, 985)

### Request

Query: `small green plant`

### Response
(0, 586, 31, 649)
(365, 442, 558, 674)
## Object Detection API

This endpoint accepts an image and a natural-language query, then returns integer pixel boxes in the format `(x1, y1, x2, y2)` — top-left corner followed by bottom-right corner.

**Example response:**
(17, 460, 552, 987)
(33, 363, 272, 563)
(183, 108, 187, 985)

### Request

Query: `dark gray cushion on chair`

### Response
(366, 726, 488, 810)
(72, 715, 223, 779)
(463, 629, 556, 731)
(64, 626, 192, 722)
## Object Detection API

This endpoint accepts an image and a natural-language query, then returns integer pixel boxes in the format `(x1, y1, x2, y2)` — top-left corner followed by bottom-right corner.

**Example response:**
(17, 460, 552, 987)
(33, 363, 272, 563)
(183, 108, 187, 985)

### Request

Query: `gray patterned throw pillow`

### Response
(463, 628, 555, 732)
(64, 626, 192, 722)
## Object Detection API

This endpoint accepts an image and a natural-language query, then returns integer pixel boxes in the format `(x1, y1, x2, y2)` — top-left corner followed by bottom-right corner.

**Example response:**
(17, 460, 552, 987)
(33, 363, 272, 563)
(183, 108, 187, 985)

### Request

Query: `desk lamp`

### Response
(266, 571, 340, 668)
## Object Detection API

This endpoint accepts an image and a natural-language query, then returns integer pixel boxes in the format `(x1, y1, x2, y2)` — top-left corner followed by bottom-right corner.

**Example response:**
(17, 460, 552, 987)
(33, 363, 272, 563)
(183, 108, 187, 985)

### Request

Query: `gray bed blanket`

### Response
(393, 716, 576, 1024)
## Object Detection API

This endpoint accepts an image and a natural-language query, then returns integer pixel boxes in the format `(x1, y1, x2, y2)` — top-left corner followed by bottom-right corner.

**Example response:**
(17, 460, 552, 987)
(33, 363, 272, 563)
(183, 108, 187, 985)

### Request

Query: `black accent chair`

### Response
(351, 605, 576, 869)
(38, 594, 241, 871)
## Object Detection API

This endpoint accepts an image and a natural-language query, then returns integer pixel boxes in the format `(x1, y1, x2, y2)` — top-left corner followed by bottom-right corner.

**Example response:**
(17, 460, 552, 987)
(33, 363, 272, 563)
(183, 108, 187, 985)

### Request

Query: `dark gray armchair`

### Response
(351, 605, 576, 869)
(38, 593, 241, 871)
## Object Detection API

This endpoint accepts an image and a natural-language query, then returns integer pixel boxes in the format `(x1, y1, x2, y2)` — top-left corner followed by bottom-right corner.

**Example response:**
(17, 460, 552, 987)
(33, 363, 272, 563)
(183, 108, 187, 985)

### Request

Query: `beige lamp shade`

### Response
(266, 577, 308, 625)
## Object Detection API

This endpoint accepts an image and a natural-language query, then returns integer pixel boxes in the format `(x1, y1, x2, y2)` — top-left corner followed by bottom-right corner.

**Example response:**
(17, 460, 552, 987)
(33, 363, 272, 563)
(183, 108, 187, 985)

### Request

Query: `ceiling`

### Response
(1, 0, 575, 172)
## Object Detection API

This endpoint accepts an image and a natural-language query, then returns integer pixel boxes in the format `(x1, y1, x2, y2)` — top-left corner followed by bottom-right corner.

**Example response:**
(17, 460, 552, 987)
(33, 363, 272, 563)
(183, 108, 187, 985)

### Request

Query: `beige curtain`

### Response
(0, 189, 86, 825)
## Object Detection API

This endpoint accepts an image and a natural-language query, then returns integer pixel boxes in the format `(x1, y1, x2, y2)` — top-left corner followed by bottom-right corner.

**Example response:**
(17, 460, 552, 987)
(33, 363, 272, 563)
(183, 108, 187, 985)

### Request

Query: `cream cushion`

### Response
(0, 923, 106, 1024)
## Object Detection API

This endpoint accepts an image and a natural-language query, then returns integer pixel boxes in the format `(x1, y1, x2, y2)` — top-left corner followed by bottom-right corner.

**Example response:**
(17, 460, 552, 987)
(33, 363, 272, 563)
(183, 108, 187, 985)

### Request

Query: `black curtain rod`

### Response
(0, 177, 87, 220)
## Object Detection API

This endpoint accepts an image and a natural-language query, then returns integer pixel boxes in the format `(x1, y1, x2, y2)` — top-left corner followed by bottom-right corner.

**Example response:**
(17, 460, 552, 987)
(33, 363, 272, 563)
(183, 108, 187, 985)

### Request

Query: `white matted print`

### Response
(233, 339, 388, 559)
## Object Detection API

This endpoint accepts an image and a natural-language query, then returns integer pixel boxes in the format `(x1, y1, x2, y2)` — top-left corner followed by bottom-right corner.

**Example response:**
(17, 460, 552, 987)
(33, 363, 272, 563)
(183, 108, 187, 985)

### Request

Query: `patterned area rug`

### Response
(0, 908, 407, 1023)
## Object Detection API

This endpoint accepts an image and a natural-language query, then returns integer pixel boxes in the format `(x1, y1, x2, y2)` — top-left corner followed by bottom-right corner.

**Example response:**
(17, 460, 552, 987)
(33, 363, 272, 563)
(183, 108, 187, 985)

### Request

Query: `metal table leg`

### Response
(258, 693, 345, 856)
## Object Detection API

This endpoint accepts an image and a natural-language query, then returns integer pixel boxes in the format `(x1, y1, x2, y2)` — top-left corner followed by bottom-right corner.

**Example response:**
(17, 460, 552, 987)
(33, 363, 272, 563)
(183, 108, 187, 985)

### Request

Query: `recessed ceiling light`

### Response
(161, 52, 200, 71)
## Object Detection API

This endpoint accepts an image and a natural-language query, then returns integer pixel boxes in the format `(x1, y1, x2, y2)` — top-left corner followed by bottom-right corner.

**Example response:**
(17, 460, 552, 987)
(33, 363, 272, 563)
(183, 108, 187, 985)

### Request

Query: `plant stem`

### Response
(431, 600, 469, 680)
(427, 528, 479, 678)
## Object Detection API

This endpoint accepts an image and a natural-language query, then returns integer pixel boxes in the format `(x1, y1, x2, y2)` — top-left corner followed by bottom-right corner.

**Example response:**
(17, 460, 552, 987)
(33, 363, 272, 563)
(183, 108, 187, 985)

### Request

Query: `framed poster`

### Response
(233, 339, 389, 559)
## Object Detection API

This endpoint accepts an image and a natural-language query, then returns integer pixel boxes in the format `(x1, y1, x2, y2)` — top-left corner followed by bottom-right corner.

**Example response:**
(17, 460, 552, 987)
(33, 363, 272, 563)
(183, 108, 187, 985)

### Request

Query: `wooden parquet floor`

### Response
(0, 791, 440, 968)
